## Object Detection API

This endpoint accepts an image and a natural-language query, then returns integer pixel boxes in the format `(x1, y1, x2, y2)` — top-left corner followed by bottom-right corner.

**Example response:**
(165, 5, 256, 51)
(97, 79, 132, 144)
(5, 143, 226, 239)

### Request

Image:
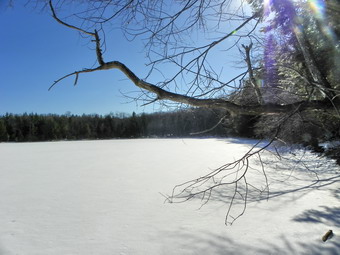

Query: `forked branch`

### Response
(48, 0, 334, 116)
(49, 0, 105, 66)
(242, 43, 264, 105)
(166, 138, 272, 225)
(166, 113, 297, 225)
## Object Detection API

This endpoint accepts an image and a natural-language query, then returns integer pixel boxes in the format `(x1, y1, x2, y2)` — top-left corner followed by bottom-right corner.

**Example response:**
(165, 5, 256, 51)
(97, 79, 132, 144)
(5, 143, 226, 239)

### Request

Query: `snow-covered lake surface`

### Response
(0, 138, 339, 254)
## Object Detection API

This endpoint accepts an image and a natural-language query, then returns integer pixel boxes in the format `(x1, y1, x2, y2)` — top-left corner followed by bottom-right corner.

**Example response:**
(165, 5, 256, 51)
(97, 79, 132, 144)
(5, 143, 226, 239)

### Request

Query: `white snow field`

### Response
(0, 138, 339, 255)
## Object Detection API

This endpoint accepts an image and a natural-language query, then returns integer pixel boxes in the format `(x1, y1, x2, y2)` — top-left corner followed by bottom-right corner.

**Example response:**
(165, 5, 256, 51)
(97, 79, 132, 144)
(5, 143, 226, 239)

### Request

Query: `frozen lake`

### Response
(0, 138, 339, 254)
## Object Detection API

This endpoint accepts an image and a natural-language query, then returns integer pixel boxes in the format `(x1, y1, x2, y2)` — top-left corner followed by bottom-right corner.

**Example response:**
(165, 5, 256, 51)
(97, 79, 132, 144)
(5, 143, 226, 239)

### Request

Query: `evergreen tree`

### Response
(0, 119, 8, 141)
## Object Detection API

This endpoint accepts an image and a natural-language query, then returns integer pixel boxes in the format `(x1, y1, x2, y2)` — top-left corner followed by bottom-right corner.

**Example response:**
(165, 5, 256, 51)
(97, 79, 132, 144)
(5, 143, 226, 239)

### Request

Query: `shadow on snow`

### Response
(162, 230, 340, 255)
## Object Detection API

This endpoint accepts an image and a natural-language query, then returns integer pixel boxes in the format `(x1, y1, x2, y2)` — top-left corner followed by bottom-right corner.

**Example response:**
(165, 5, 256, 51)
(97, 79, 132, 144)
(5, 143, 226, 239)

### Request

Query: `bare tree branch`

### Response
(49, 0, 105, 66)
(190, 115, 228, 135)
(49, 0, 94, 37)
(49, 59, 334, 115)
(48, 1, 334, 116)
(242, 43, 263, 105)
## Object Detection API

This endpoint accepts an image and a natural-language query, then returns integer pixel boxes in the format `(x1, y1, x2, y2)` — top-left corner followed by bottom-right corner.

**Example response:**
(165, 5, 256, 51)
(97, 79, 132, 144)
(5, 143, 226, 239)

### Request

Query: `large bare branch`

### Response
(49, 0, 94, 37)
(49, 0, 105, 65)
(50, 60, 333, 115)
(48, 0, 336, 117)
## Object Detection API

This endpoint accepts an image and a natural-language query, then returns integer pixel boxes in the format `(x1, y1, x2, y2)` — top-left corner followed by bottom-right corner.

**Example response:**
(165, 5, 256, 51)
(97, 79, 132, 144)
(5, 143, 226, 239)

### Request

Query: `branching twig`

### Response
(48, 1, 334, 116)
(190, 115, 227, 135)
(242, 43, 263, 105)
(49, 0, 105, 66)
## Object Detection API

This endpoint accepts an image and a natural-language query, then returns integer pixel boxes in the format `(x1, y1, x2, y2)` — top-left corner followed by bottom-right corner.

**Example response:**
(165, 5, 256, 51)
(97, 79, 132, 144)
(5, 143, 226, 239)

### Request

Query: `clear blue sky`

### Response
(1, 2, 245, 116)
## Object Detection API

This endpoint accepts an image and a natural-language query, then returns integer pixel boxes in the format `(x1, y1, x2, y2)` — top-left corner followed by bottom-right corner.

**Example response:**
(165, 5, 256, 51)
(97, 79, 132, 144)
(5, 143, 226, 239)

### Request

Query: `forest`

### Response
(0, 109, 229, 142)
(2, 106, 340, 164)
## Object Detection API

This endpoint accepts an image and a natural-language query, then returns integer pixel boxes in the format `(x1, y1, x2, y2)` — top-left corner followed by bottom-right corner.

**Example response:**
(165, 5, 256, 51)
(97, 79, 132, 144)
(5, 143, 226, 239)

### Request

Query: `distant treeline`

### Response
(0, 109, 232, 142)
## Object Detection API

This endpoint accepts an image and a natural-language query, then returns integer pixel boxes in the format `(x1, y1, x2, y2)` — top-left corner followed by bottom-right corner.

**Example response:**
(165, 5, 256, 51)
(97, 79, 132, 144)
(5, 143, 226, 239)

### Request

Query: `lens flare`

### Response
(308, 0, 337, 42)
(262, 0, 338, 103)
(308, 0, 325, 19)
(263, 0, 272, 16)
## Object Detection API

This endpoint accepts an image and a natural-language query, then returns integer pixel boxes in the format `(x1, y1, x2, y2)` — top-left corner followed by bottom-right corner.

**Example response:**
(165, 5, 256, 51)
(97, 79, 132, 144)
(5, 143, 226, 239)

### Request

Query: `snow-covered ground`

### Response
(0, 138, 339, 254)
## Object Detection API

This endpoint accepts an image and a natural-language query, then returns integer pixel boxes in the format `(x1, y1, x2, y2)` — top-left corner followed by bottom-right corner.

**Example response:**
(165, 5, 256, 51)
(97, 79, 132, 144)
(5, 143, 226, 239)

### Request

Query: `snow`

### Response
(320, 141, 340, 150)
(0, 138, 339, 254)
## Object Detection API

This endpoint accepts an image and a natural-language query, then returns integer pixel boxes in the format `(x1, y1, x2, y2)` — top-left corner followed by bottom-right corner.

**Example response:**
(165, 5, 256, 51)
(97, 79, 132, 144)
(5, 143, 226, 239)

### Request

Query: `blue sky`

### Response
(0, 3, 161, 116)
(1, 2, 246, 116)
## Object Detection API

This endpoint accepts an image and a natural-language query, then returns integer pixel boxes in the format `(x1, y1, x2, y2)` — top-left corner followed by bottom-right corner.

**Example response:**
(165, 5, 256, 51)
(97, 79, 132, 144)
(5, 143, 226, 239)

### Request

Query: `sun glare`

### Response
(308, 0, 325, 19)
(261, 0, 338, 90)
(263, 0, 272, 16)
(307, 0, 337, 43)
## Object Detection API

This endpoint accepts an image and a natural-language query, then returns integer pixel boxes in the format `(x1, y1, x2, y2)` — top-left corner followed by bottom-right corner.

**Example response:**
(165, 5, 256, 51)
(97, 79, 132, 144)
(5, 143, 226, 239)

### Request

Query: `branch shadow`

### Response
(185, 146, 340, 205)
(185, 166, 340, 210)
(170, 144, 340, 226)
(162, 230, 340, 255)
(165, 141, 340, 254)
(293, 206, 340, 228)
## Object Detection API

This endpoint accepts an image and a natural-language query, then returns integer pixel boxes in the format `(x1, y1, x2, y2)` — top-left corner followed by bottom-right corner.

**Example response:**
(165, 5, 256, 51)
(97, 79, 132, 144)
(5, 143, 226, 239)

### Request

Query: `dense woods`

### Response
(0, 109, 229, 142)
(4, 107, 340, 163)
(2, 108, 340, 161)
